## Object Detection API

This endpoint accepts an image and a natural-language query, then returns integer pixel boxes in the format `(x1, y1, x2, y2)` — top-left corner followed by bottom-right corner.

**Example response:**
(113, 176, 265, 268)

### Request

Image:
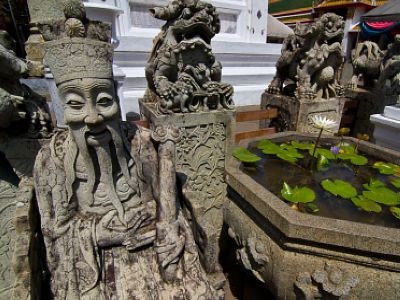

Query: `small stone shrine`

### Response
(34, 0, 221, 298)
(261, 13, 347, 133)
(140, 0, 236, 289)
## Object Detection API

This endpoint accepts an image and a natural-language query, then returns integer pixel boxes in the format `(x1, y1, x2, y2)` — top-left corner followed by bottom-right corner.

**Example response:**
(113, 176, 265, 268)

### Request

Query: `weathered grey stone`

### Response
(26, 0, 65, 77)
(267, 13, 345, 100)
(261, 93, 347, 134)
(35, 1, 220, 298)
(0, 30, 52, 138)
(224, 132, 400, 300)
(144, 0, 234, 113)
(263, 13, 346, 134)
(140, 99, 235, 290)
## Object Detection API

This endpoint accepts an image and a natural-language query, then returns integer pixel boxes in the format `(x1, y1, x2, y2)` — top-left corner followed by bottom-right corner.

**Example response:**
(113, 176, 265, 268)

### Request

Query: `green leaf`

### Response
(351, 196, 382, 213)
(317, 154, 329, 171)
(363, 179, 386, 191)
(257, 140, 281, 154)
(281, 182, 316, 204)
(373, 162, 400, 175)
(232, 147, 261, 163)
(337, 153, 368, 166)
(390, 207, 400, 220)
(339, 144, 356, 154)
(305, 202, 320, 213)
(320, 179, 358, 199)
(291, 141, 314, 150)
(309, 148, 335, 160)
(390, 178, 400, 189)
(362, 188, 400, 206)
(277, 151, 299, 164)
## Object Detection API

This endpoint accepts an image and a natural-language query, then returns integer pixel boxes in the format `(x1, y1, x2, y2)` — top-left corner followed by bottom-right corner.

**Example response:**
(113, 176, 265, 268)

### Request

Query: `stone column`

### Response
(26, 0, 65, 77)
(140, 100, 235, 288)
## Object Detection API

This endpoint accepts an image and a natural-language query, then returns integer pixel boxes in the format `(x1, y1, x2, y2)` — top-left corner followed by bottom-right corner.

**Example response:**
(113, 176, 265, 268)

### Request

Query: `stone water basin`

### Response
(224, 132, 400, 300)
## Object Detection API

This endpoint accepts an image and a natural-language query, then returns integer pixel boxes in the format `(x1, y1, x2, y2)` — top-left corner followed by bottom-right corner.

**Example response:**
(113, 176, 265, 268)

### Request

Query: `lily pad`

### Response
(257, 140, 281, 154)
(320, 179, 357, 199)
(337, 153, 368, 166)
(362, 188, 400, 206)
(373, 162, 400, 175)
(291, 141, 314, 150)
(232, 147, 261, 163)
(277, 151, 299, 164)
(305, 203, 320, 213)
(351, 196, 382, 213)
(317, 154, 329, 171)
(281, 182, 316, 204)
(363, 179, 386, 191)
(339, 144, 356, 154)
(390, 207, 400, 220)
(390, 178, 400, 189)
(309, 148, 335, 160)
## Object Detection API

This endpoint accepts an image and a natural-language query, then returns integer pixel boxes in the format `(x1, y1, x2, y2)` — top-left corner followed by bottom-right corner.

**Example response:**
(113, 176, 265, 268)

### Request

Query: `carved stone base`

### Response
(140, 100, 235, 289)
(261, 93, 347, 134)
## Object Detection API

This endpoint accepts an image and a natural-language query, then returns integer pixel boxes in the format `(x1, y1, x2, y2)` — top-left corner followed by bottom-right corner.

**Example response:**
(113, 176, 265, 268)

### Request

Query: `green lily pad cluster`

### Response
(232, 147, 261, 163)
(373, 162, 400, 176)
(232, 139, 400, 223)
(257, 140, 304, 164)
(320, 178, 400, 219)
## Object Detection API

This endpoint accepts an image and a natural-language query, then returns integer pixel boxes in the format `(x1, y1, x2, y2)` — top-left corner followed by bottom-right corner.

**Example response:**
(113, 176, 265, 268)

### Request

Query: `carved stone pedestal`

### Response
(261, 93, 347, 134)
(140, 100, 235, 288)
(0, 138, 48, 299)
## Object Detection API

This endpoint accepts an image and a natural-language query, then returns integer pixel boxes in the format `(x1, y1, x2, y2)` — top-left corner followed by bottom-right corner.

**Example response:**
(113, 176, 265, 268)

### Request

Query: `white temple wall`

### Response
(85, 0, 281, 114)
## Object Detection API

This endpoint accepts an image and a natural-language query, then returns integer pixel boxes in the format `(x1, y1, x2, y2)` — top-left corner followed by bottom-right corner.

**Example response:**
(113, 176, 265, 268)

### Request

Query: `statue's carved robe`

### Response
(34, 125, 219, 299)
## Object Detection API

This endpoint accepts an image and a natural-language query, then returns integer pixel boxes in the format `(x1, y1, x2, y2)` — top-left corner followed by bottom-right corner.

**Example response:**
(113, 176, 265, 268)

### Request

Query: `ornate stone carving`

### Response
(36, 1, 220, 298)
(267, 13, 345, 100)
(352, 34, 400, 105)
(295, 263, 359, 299)
(176, 123, 226, 275)
(0, 180, 17, 298)
(144, 0, 234, 113)
(0, 30, 51, 137)
(227, 227, 269, 283)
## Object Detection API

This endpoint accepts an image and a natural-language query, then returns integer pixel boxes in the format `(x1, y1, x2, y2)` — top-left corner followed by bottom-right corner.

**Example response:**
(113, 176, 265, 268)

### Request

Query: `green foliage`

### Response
(351, 196, 382, 213)
(337, 153, 368, 166)
(362, 188, 400, 206)
(290, 141, 314, 150)
(390, 207, 400, 220)
(320, 179, 357, 199)
(317, 154, 329, 171)
(257, 140, 281, 154)
(309, 148, 335, 159)
(232, 147, 261, 163)
(258, 140, 303, 163)
(339, 144, 356, 154)
(305, 203, 320, 213)
(373, 162, 400, 175)
(363, 179, 386, 190)
(281, 182, 316, 204)
(390, 178, 400, 189)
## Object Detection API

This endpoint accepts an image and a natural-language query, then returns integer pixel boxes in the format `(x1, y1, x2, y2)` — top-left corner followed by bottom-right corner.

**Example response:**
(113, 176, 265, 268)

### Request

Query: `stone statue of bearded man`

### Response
(34, 1, 221, 299)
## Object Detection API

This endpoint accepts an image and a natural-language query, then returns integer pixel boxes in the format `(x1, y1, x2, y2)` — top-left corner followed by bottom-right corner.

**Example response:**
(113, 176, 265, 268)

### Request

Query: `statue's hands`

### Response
(155, 220, 185, 282)
(123, 212, 156, 251)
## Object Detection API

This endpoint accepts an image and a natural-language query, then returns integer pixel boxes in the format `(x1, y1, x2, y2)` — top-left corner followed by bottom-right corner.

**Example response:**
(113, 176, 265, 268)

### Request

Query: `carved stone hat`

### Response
(42, 0, 113, 85)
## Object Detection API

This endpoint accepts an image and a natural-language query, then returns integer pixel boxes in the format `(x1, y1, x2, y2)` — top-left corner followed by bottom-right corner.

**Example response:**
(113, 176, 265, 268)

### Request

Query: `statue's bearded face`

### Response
(59, 78, 120, 147)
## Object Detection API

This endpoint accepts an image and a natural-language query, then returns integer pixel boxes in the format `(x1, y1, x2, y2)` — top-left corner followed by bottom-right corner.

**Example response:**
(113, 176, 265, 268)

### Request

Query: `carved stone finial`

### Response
(145, 0, 234, 114)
